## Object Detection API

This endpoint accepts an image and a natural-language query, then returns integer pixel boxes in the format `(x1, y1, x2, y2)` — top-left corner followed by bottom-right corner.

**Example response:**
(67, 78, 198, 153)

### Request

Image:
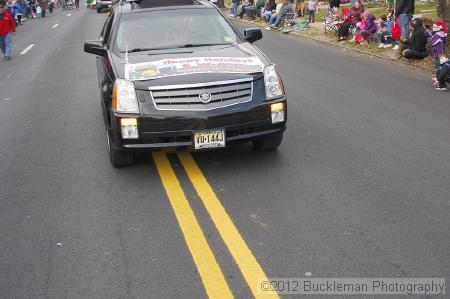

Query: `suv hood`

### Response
(110, 42, 270, 89)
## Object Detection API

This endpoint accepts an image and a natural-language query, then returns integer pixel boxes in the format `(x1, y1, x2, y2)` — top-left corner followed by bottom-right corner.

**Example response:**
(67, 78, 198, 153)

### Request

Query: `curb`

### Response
(227, 12, 434, 73)
(292, 31, 435, 73)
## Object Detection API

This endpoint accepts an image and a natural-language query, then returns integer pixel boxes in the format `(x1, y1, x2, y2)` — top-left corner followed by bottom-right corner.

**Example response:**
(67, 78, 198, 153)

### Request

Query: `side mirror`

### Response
(84, 40, 107, 56)
(244, 28, 263, 43)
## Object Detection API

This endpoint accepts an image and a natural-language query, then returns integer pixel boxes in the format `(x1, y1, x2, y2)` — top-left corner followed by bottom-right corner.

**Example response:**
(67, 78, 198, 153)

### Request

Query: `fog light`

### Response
(120, 118, 138, 139)
(271, 103, 285, 124)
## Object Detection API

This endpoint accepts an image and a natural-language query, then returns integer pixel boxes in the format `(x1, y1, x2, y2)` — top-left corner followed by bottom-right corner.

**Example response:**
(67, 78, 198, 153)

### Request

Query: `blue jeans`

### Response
(434, 57, 441, 74)
(262, 10, 272, 21)
(231, 2, 238, 15)
(398, 13, 412, 38)
(0, 33, 12, 58)
(269, 14, 284, 27)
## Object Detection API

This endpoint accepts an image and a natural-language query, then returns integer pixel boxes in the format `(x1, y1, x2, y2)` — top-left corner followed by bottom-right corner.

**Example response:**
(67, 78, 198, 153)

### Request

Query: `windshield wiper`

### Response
(126, 47, 155, 53)
(177, 43, 234, 48)
(123, 43, 234, 53)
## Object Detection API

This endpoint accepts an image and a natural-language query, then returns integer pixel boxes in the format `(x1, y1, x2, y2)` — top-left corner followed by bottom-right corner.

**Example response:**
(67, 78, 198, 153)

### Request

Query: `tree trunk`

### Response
(437, 0, 450, 49)
(437, 0, 450, 23)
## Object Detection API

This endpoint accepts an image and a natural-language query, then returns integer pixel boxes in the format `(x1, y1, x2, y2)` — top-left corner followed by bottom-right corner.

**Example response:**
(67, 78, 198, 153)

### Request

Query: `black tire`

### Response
(107, 131, 134, 167)
(97, 7, 102, 13)
(252, 133, 283, 151)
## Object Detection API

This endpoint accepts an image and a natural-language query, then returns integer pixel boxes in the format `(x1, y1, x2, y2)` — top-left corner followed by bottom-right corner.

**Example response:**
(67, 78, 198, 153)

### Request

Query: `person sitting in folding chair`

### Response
(323, 6, 339, 34)
(337, 0, 364, 40)
(265, 0, 294, 30)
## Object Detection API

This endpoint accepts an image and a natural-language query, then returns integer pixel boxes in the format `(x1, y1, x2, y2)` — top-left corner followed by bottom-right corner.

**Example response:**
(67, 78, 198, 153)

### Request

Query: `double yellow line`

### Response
(153, 152, 279, 299)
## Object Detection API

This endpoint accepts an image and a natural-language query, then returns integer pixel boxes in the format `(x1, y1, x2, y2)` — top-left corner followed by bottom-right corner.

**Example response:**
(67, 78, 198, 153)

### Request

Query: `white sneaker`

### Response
(378, 43, 385, 48)
(392, 45, 399, 50)
(383, 44, 393, 48)
(436, 87, 447, 91)
(265, 26, 272, 30)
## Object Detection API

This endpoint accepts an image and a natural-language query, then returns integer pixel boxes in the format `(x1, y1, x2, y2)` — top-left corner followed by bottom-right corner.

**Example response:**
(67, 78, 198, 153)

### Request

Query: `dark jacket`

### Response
(405, 19, 426, 52)
(329, 0, 340, 8)
(395, 0, 414, 17)
(255, 0, 266, 10)
(264, 0, 276, 11)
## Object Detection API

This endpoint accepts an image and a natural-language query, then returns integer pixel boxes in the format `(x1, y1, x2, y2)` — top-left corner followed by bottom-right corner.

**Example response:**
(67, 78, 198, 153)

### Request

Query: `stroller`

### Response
(63, 0, 74, 10)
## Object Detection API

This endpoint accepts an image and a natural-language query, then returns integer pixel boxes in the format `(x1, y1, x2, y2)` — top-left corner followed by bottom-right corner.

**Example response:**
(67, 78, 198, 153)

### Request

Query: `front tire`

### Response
(107, 131, 134, 167)
(97, 7, 102, 13)
(252, 133, 283, 151)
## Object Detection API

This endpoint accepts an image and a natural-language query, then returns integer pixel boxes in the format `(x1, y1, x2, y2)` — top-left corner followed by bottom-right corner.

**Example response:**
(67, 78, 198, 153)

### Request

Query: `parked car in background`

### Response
(96, 0, 112, 13)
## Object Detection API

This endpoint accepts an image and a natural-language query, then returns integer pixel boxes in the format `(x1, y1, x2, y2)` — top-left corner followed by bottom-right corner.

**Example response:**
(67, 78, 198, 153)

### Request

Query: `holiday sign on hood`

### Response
(125, 56, 265, 81)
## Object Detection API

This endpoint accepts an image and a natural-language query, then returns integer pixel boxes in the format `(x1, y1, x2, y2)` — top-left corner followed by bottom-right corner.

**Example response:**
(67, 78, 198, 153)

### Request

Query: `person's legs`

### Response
(434, 57, 441, 72)
(4, 33, 12, 59)
(444, 77, 450, 89)
(398, 13, 412, 38)
(380, 32, 387, 44)
(0, 36, 5, 57)
(338, 22, 351, 38)
(272, 15, 284, 28)
(237, 4, 246, 17)
(436, 70, 448, 89)
(384, 34, 392, 44)
(361, 31, 371, 43)
(244, 6, 255, 19)
(361, 31, 367, 41)
(231, 2, 237, 16)
(403, 49, 426, 59)
(269, 13, 278, 26)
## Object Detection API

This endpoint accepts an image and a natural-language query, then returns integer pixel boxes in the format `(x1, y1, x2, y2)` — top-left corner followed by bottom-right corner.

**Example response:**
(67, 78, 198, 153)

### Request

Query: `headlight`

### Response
(264, 64, 284, 100)
(112, 79, 139, 113)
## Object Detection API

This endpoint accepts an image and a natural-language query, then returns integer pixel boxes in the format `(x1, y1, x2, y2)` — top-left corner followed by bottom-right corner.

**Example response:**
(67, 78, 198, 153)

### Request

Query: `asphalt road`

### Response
(0, 6, 449, 299)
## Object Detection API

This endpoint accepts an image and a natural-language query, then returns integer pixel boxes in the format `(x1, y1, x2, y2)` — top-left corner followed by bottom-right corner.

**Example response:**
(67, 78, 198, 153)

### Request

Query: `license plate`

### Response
(194, 129, 225, 150)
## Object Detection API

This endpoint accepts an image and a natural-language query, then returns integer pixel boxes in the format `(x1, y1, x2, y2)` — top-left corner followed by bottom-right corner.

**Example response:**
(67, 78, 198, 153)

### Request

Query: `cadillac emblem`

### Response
(199, 92, 212, 104)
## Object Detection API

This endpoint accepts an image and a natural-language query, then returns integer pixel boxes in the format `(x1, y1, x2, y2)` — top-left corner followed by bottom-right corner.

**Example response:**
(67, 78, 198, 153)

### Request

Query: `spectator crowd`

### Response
(0, 0, 65, 60)
(225, 0, 450, 91)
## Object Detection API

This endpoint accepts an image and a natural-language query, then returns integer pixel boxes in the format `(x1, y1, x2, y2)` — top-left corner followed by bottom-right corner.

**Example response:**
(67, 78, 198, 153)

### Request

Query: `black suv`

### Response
(84, 0, 287, 166)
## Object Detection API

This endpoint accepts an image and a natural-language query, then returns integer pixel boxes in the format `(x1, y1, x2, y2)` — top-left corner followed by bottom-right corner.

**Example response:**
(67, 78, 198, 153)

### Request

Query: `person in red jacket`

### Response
(0, 4, 16, 60)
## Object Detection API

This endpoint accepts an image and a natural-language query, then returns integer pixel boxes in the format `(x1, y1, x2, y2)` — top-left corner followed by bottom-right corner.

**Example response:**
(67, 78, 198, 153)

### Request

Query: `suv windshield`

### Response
(115, 8, 240, 52)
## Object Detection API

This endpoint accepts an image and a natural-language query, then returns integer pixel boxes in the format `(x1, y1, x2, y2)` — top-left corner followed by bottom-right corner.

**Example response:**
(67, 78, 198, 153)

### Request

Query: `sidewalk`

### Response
(225, 8, 435, 72)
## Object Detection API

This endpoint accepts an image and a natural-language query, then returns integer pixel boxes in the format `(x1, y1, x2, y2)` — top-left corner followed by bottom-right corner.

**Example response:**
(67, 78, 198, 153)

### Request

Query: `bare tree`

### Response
(437, 0, 450, 24)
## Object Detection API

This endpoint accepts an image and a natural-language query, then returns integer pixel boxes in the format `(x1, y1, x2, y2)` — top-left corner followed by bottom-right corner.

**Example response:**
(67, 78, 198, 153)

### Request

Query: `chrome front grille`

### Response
(149, 78, 253, 111)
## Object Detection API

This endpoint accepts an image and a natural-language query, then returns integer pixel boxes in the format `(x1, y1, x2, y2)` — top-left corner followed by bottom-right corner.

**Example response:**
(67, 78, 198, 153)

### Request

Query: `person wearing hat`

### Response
(426, 22, 447, 73)
(0, 3, 16, 60)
